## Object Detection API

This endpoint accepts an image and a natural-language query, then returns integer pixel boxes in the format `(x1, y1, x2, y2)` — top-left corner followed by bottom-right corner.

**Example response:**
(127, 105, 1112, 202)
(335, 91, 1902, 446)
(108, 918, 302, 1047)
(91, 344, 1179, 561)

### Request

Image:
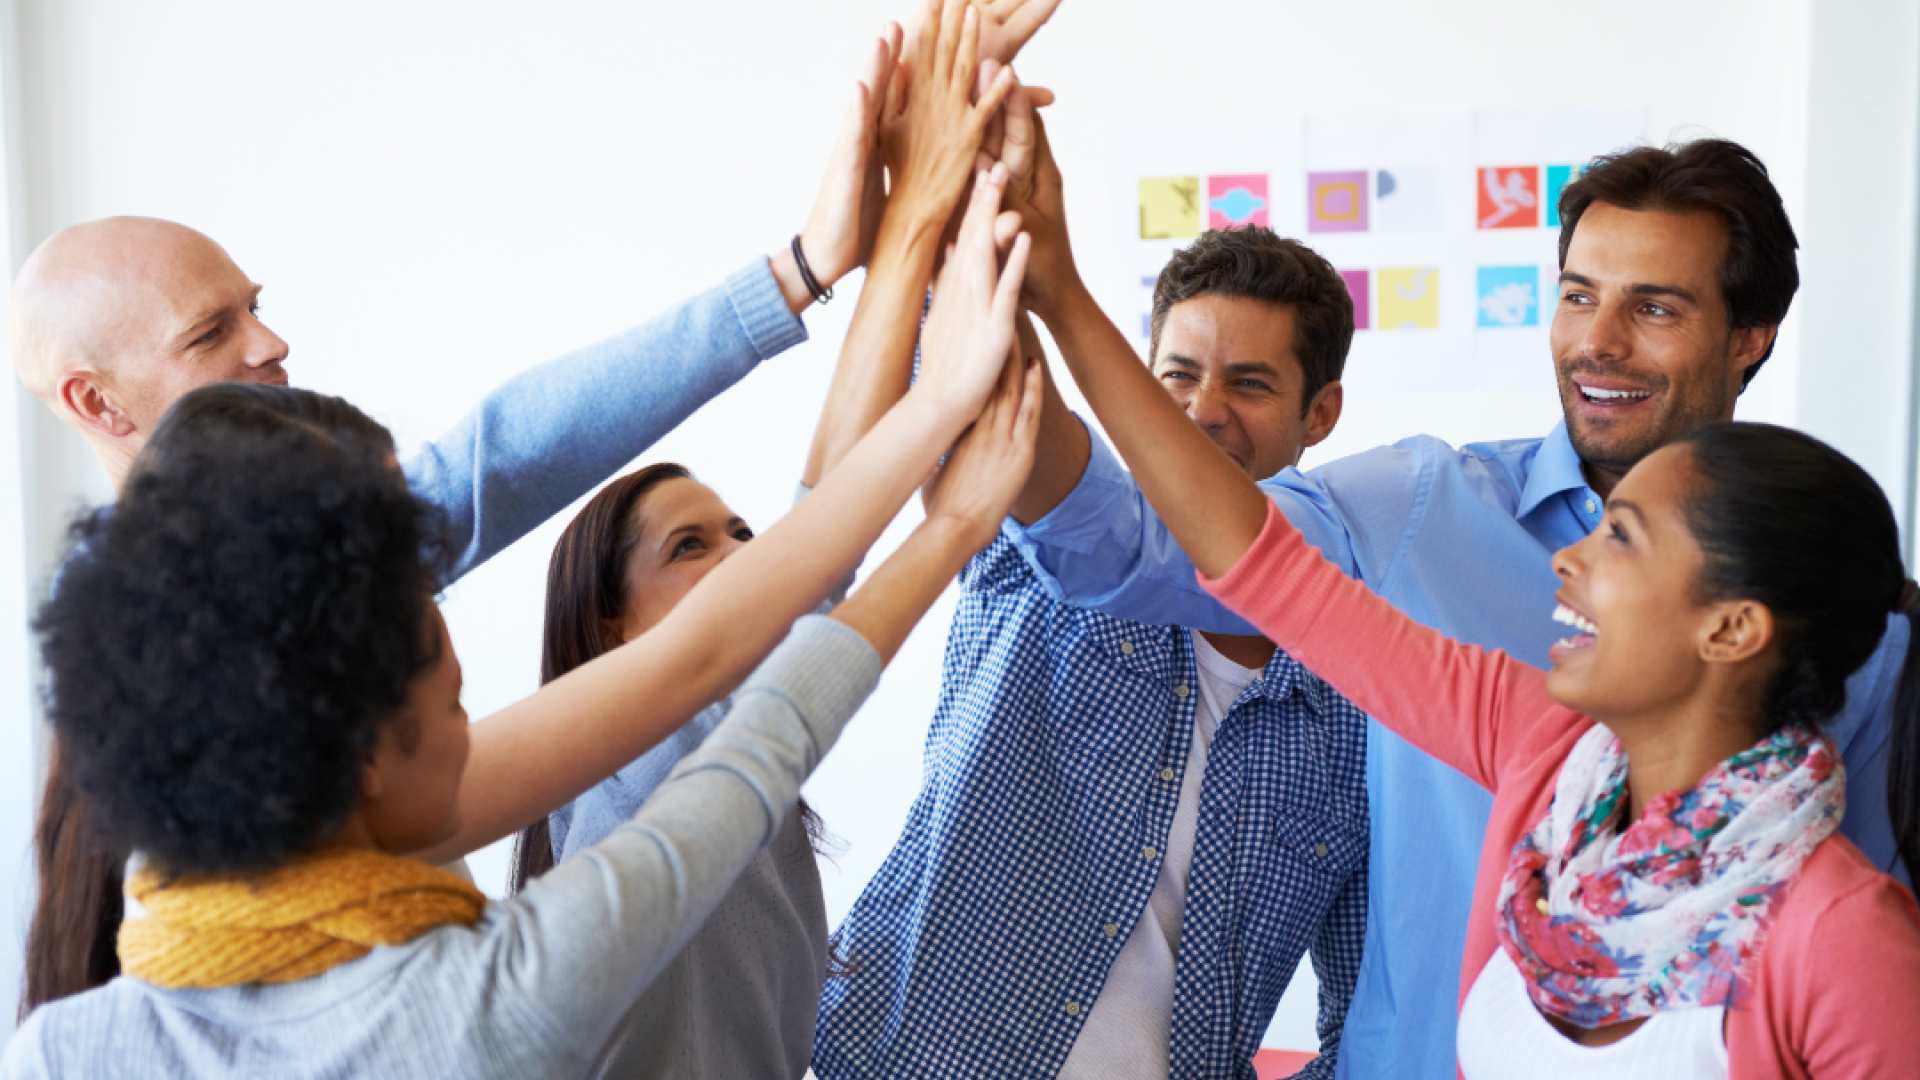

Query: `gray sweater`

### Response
(550, 701, 829, 1080)
(0, 616, 878, 1080)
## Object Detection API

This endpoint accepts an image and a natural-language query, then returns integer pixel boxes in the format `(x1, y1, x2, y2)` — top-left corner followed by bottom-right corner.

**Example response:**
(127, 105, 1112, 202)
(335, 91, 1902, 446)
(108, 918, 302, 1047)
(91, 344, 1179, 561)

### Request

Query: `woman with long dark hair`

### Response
(506, 463, 837, 1080)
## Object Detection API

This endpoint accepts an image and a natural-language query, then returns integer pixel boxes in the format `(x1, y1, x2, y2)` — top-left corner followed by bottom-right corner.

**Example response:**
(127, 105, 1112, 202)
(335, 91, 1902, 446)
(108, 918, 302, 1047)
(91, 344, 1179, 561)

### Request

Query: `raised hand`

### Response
(917, 162, 1029, 421)
(796, 26, 901, 289)
(924, 348, 1044, 542)
(903, 0, 1065, 69)
(880, 0, 1014, 240)
(999, 111, 1079, 322)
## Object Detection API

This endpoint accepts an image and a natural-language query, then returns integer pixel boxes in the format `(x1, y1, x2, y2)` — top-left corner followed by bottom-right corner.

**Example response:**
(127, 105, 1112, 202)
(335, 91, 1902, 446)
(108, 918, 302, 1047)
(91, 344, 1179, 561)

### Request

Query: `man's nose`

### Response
(1578, 299, 1632, 364)
(244, 317, 290, 368)
(1187, 382, 1232, 428)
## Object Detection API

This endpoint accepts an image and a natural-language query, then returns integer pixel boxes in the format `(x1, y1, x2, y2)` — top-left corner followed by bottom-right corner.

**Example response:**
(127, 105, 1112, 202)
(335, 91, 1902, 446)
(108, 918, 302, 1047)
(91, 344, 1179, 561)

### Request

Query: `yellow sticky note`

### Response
(1377, 267, 1440, 329)
(1140, 177, 1201, 240)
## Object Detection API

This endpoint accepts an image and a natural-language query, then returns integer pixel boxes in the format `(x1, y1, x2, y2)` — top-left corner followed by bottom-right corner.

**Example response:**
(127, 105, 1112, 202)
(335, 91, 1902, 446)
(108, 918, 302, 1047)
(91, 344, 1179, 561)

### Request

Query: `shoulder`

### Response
(5, 980, 160, 1076)
(1758, 837, 1920, 990)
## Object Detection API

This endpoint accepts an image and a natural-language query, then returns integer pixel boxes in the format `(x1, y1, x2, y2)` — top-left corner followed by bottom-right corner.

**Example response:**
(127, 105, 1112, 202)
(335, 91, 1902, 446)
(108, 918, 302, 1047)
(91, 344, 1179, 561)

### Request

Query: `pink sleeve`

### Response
(1782, 878, 1920, 1074)
(1200, 500, 1568, 793)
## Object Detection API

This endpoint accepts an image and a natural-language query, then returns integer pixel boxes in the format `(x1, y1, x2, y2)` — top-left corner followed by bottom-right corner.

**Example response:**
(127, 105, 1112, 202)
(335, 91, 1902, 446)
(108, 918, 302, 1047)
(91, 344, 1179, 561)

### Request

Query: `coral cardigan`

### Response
(1200, 501, 1920, 1079)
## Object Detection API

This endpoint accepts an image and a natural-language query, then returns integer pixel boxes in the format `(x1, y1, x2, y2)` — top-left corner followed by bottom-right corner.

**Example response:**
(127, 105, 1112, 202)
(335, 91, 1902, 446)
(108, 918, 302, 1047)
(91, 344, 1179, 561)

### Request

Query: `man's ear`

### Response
(1729, 325, 1775, 395)
(1300, 380, 1344, 450)
(1699, 599, 1775, 665)
(56, 371, 136, 438)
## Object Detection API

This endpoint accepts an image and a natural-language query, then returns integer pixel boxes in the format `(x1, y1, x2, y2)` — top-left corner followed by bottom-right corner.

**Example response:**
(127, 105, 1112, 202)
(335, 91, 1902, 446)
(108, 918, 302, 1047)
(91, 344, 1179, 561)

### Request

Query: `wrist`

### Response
(919, 508, 999, 564)
(768, 247, 814, 317)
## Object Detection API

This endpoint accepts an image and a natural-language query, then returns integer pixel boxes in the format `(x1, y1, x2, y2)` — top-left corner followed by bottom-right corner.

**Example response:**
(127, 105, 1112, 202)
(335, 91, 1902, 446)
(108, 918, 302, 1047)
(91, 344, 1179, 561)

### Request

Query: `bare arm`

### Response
(1012, 114, 1264, 573)
(418, 37, 1025, 863)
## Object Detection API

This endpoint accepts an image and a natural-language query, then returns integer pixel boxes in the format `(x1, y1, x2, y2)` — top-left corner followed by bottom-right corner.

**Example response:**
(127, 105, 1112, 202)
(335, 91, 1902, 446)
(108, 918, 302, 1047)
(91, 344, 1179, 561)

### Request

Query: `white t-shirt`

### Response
(1056, 630, 1259, 1080)
(1457, 949, 1726, 1080)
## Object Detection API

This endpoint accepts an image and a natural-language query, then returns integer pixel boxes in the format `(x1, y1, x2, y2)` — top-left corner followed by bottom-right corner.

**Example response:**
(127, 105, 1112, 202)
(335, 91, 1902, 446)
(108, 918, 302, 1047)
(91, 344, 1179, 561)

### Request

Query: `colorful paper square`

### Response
(1477, 266, 1539, 328)
(1378, 267, 1440, 329)
(1208, 174, 1270, 230)
(1140, 176, 1202, 239)
(1544, 164, 1575, 228)
(1373, 167, 1441, 232)
(1308, 170, 1369, 233)
(1477, 165, 1540, 229)
(1339, 269, 1371, 330)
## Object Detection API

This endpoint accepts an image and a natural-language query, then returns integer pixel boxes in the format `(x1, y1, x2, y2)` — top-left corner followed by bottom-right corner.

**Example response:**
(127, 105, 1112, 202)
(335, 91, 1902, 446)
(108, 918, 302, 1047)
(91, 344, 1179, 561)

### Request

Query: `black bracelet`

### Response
(791, 234, 832, 305)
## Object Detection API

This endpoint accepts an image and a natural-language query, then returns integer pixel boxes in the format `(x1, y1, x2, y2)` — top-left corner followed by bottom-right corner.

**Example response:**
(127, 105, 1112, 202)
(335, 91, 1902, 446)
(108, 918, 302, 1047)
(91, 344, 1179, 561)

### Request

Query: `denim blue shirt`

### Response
(405, 257, 806, 582)
(813, 537, 1368, 1080)
(1003, 418, 1908, 1080)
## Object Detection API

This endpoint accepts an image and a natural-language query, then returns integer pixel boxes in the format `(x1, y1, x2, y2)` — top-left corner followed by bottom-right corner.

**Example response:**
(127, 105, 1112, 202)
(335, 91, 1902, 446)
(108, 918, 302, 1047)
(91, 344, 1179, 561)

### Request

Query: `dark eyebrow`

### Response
(1608, 499, 1647, 526)
(170, 285, 265, 349)
(1557, 271, 1696, 305)
(1157, 353, 1201, 371)
(660, 523, 706, 546)
(1223, 361, 1282, 380)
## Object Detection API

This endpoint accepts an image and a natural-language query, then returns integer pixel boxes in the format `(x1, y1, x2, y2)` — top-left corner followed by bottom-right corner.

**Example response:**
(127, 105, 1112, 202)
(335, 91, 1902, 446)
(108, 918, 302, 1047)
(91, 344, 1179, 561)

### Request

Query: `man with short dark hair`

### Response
(811, 224, 1368, 1080)
(1002, 129, 1908, 1080)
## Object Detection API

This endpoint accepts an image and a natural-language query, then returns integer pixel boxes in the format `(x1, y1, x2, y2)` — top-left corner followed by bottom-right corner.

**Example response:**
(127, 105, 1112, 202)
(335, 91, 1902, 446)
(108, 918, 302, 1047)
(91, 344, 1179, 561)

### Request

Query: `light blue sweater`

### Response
(404, 256, 805, 582)
(0, 616, 879, 1080)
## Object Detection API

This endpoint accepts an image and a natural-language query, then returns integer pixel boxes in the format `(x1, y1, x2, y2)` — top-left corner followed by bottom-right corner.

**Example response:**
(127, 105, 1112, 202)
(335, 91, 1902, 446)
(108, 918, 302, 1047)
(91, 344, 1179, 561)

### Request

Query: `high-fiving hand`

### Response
(917, 161, 1029, 422)
(798, 25, 902, 287)
(880, 0, 1015, 240)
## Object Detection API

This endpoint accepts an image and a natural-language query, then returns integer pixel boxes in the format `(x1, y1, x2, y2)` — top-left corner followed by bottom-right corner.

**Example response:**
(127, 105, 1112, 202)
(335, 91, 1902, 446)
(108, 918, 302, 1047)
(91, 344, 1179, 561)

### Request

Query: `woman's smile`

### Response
(1548, 598, 1599, 661)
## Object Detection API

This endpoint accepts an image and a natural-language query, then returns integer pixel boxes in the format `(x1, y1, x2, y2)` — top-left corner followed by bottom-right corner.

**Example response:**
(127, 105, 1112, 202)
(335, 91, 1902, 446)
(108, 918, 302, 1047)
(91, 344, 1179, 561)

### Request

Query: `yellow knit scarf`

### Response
(119, 848, 486, 989)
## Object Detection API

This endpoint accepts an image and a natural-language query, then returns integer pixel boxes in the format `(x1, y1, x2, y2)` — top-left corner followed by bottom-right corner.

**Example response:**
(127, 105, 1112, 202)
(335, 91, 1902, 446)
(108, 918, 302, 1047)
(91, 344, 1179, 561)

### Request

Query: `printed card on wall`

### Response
(1209, 174, 1271, 229)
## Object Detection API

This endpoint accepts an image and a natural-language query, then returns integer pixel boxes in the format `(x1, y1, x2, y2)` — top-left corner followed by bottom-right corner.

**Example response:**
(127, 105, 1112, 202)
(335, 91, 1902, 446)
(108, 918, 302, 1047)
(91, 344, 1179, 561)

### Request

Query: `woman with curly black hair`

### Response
(1, 31, 1036, 1072)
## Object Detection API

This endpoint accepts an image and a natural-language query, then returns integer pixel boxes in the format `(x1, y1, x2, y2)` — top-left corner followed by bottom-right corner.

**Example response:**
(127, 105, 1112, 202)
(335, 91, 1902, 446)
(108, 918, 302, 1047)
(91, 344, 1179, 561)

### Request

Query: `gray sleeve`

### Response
(406, 258, 808, 584)
(480, 615, 879, 1057)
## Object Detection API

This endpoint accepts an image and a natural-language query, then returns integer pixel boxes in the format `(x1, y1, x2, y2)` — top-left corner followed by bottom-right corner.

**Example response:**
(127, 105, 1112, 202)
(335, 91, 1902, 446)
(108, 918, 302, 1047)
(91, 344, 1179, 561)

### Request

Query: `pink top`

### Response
(1200, 501, 1920, 1079)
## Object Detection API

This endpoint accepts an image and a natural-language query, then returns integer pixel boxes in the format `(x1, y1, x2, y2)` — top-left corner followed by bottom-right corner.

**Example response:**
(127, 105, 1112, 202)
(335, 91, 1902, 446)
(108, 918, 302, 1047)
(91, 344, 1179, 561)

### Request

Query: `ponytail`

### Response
(20, 746, 125, 1019)
(1891, 600, 1920, 880)
(508, 818, 555, 896)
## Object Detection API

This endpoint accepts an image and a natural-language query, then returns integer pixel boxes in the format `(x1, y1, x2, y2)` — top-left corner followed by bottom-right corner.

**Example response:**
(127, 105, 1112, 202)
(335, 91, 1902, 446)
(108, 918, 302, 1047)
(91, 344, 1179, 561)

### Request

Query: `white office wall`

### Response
(2, 0, 1916, 1045)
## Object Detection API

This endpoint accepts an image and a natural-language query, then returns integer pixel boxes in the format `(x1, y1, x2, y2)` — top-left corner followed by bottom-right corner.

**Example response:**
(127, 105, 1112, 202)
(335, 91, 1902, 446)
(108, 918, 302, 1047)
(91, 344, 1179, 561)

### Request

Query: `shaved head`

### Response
(7, 216, 289, 484)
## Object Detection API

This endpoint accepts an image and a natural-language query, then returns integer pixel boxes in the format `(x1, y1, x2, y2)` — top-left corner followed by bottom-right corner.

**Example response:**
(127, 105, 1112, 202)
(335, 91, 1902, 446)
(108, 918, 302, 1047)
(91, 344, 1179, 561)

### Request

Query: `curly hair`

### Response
(35, 384, 449, 875)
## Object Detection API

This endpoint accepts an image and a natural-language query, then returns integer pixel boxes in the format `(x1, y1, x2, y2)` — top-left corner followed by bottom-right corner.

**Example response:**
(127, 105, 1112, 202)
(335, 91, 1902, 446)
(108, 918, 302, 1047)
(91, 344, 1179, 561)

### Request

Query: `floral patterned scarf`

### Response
(1494, 722, 1844, 1028)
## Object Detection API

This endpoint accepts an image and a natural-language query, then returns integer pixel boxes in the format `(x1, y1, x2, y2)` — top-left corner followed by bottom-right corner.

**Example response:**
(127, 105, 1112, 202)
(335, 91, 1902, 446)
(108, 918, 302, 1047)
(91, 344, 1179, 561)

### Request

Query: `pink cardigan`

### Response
(1201, 501, 1920, 1079)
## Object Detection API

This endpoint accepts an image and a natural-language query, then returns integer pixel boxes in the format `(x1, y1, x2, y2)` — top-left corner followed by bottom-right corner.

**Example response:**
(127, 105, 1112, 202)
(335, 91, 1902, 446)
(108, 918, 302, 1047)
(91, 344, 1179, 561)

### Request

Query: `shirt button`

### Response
(1158, 767, 1176, 782)
(1314, 843, 1329, 858)
(1142, 845, 1158, 861)
(1065, 1001, 1082, 1017)
(1172, 683, 1191, 698)
(1584, 497, 1598, 514)
(1120, 641, 1135, 656)
(1104, 923, 1120, 938)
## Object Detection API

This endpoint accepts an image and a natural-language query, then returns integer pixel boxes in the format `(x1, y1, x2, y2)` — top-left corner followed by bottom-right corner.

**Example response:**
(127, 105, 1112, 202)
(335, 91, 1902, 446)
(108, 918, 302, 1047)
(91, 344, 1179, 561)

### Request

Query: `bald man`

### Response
(7, 212, 863, 578)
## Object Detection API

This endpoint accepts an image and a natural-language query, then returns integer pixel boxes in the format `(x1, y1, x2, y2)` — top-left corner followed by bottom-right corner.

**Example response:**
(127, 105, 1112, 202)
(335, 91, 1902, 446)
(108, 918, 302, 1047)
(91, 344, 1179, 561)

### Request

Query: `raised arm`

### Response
(409, 33, 897, 583)
(417, 52, 1026, 863)
(491, 228, 1046, 1062)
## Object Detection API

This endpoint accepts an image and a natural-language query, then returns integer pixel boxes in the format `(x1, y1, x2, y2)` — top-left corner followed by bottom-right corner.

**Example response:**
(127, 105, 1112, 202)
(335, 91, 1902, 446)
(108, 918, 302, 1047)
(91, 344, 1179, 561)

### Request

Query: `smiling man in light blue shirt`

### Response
(1005, 135, 1908, 1080)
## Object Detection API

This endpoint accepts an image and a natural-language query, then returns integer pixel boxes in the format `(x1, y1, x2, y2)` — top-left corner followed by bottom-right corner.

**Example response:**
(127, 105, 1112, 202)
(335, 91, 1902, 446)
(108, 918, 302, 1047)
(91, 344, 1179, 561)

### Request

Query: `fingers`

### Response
(952, 2, 981, 95)
(956, 162, 1010, 255)
(1012, 354, 1044, 443)
(1025, 85, 1056, 108)
(868, 24, 902, 120)
(977, 59, 1005, 159)
(993, 209, 1022, 252)
(992, 232, 1032, 322)
(968, 66, 1016, 135)
(999, 80, 1036, 190)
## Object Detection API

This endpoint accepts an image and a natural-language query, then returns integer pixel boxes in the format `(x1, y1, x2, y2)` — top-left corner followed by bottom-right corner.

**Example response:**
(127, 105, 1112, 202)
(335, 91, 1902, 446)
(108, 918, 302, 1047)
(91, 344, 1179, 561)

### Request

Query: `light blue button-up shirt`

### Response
(1004, 418, 1907, 1080)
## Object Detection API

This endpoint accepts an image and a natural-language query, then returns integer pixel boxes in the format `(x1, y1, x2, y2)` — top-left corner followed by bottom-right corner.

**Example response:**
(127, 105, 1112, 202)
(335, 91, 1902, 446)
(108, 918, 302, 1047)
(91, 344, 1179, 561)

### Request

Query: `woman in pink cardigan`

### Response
(1016, 237, 1920, 1074)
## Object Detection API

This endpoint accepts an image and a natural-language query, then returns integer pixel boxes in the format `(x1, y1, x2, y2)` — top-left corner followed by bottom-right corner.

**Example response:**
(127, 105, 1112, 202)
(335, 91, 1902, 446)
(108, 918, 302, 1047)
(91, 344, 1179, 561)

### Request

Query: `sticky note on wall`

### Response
(1140, 177, 1202, 239)
(1378, 267, 1440, 329)
(1339, 269, 1371, 330)
(1208, 174, 1270, 229)
(1308, 171, 1370, 233)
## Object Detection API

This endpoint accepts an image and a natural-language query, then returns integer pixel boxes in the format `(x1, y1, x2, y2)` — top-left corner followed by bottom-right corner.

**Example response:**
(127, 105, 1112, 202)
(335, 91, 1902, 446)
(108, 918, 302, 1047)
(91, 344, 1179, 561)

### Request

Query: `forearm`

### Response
(422, 390, 965, 861)
(1045, 282, 1266, 578)
(832, 513, 990, 664)
(803, 215, 945, 485)
(1007, 343, 1088, 524)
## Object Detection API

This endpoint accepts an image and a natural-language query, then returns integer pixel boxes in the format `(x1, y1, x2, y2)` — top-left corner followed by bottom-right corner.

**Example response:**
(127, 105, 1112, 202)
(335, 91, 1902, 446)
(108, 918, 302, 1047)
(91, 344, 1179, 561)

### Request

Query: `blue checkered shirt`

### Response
(812, 536, 1369, 1080)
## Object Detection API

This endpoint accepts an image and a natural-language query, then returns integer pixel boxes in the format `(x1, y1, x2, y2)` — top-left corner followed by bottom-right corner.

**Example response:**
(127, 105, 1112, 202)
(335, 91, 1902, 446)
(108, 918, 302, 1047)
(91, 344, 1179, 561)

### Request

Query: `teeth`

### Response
(1552, 603, 1598, 636)
(1580, 385, 1651, 401)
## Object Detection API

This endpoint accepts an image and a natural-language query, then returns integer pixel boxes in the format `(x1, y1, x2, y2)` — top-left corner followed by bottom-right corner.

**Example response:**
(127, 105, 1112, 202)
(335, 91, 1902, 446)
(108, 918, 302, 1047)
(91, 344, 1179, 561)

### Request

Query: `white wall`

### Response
(2, 0, 1916, 1047)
